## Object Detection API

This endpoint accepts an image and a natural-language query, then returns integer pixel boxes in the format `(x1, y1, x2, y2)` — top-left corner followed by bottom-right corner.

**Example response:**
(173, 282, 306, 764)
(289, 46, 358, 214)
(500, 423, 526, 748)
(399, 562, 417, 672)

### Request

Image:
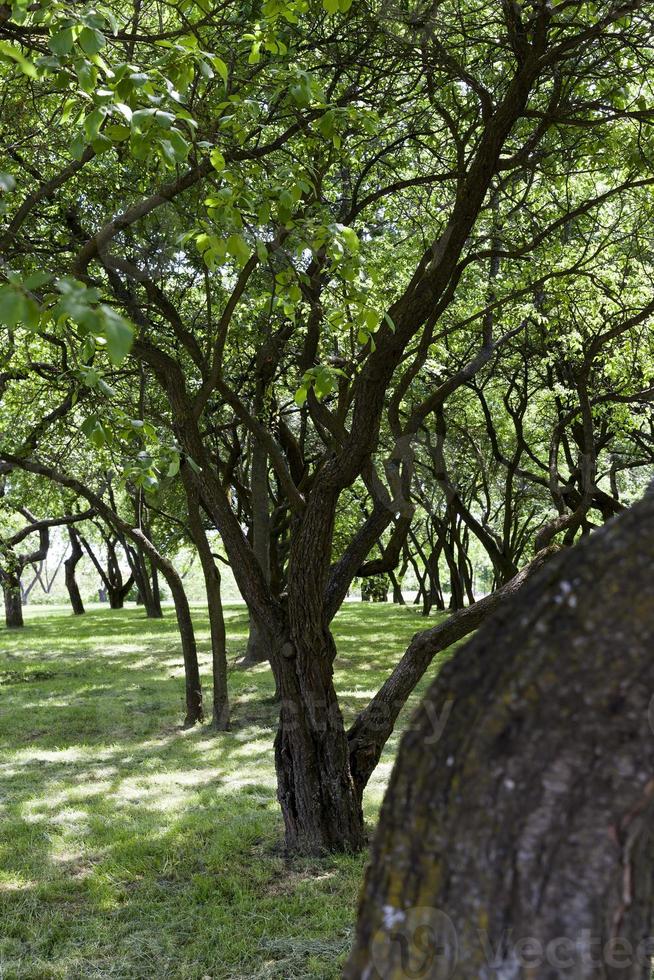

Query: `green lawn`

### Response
(0, 602, 446, 980)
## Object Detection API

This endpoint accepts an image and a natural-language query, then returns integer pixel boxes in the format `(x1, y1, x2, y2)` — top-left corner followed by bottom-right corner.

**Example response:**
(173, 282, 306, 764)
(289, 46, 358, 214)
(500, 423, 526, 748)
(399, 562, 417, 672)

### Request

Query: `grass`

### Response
(0, 601, 447, 980)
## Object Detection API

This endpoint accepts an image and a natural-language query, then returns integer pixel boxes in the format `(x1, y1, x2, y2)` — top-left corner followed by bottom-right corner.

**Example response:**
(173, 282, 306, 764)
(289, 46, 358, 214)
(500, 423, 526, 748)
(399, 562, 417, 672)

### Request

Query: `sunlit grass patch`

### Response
(0, 601, 445, 978)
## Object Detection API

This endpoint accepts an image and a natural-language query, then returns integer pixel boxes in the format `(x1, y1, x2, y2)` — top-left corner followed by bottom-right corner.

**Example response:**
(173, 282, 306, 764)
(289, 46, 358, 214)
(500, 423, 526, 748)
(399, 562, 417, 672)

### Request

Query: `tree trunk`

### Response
(149, 561, 162, 616)
(3, 575, 23, 628)
(125, 533, 163, 619)
(184, 480, 230, 730)
(105, 538, 133, 608)
(345, 495, 654, 980)
(136, 556, 163, 618)
(243, 439, 272, 666)
(64, 527, 85, 615)
(389, 570, 405, 605)
(108, 585, 126, 609)
(243, 614, 270, 665)
(161, 566, 203, 727)
(271, 620, 366, 854)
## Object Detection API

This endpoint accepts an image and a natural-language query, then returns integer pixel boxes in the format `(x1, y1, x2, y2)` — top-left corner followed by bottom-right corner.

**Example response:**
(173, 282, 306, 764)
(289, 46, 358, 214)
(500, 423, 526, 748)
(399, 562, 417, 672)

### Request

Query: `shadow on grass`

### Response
(0, 602, 444, 979)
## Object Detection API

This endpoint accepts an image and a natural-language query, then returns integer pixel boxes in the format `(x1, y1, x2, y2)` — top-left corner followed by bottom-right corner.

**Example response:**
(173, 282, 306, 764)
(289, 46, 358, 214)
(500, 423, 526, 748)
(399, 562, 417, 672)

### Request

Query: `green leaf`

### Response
(84, 107, 105, 142)
(167, 128, 190, 162)
(226, 233, 250, 264)
(81, 415, 99, 438)
(78, 27, 105, 55)
(90, 424, 106, 448)
(97, 377, 116, 397)
(70, 131, 86, 161)
(213, 57, 228, 84)
(314, 369, 334, 399)
(75, 60, 97, 93)
(49, 27, 75, 56)
(185, 455, 202, 474)
(340, 226, 359, 252)
(105, 124, 130, 143)
(0, 40, 37, 77)
(210, 148, 226, 172)
(0, 285, 26, 327)
(153, 110, 176, 129)
(294, 387, 308, 406)
(323, 0, 339, 12)
(91, 134, 113, 155)
(23, 271, 52, 290)
(0, 173, 16, 193)
(131, 108, 157, 133)
(101, 308, 133, 366)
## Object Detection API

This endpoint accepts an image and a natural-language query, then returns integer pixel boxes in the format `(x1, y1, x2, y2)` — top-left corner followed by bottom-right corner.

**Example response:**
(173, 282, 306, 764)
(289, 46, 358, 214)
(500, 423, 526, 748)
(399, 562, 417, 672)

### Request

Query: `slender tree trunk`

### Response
(64, 527, 85, 615)
(159, 565, 203, 727)
(243, 440, 272, 666)
(428, 544, 446, 611)
(149, 561, 162, 615)
(135, 554, 163, 618)
(125, 531, 163, 619)
(105, 539, 133, 608)
(346, 495, 654, 980)
(21, 564, 41, 603)
(3, 574, 23, 628)
(389, 570, 405, 605)
(184, 480, 230, 730)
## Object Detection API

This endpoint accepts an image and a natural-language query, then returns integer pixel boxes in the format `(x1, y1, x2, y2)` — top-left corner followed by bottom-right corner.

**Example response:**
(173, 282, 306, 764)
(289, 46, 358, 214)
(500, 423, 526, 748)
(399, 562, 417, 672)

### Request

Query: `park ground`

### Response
(0, 602, 449, 980)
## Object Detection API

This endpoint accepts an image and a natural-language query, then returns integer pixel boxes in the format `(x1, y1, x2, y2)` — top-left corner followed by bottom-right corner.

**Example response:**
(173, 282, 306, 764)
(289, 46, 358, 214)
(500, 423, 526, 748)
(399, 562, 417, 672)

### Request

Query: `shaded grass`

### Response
(0, 601, 447, 979)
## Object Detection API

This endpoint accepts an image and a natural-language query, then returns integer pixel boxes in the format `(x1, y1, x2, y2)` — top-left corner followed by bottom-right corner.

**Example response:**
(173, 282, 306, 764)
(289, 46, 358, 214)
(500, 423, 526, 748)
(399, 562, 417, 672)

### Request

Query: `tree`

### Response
(2, 0, 654, 853)
(64, 525, 85, 614)
(0, 487, 91, 627)
(345, 491, 654, 979)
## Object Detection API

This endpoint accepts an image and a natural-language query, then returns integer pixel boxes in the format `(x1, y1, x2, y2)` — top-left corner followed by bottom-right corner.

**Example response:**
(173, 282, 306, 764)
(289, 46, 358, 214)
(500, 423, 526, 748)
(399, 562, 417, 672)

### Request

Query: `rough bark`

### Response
(345, 494, 654, 980)
(64, 526, 85, 615)
(3, 574, 23, 627)
(271, 621, 366, 854)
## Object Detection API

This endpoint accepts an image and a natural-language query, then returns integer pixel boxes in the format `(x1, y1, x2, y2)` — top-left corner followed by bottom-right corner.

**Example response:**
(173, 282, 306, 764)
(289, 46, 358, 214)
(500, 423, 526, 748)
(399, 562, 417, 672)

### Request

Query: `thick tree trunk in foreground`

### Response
(64, 527, 85, 615)
(345, 494, 654, 980)
(3, 575, 23, 628)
